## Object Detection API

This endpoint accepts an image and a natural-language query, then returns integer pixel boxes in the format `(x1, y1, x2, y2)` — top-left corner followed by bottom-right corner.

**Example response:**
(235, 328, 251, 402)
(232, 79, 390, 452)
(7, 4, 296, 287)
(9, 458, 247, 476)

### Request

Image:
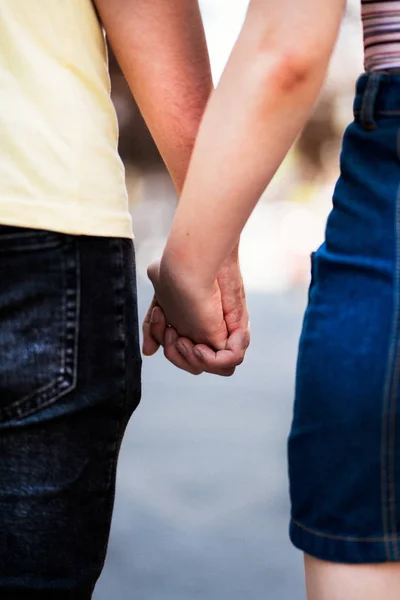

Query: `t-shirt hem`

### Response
(0, 201, 133, 239)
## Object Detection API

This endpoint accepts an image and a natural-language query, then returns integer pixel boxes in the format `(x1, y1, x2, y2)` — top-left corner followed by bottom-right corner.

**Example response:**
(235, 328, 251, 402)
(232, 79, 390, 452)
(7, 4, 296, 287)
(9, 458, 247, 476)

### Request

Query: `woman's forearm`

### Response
(163, 0, 345, 284)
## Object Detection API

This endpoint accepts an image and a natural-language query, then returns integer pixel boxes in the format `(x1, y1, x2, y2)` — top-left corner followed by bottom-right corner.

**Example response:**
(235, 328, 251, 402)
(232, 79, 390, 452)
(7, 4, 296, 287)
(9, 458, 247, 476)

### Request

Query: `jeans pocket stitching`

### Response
(0, 239, 80, 422)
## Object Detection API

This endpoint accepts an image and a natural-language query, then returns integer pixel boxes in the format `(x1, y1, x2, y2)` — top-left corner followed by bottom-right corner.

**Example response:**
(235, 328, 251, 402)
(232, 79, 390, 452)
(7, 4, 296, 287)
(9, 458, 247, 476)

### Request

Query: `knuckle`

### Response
(164, 346, 173, 361)
(222, 354, 243, 369)
(221, 368, 235, 377)
(188, 358, 203, 372)
(234, 350, 247, 367)
(186, 364, 203, 376)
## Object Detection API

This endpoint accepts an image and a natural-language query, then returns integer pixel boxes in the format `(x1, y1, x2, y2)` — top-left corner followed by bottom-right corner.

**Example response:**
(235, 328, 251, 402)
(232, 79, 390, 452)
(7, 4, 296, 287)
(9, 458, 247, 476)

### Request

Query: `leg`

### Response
(0, 228, 141, 598)
(305, 555, 400, 600)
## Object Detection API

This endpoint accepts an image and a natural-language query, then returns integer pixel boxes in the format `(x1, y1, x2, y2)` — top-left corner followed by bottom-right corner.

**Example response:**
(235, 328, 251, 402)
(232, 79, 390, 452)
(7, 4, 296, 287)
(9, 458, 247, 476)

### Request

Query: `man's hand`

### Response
(147, 258, 228, 349)
(142, 246, 250, 376)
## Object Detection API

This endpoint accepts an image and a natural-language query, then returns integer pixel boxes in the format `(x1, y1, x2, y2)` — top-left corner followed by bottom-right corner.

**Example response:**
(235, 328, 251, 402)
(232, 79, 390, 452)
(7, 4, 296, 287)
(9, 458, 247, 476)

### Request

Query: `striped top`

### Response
(362, 1, 400, 71)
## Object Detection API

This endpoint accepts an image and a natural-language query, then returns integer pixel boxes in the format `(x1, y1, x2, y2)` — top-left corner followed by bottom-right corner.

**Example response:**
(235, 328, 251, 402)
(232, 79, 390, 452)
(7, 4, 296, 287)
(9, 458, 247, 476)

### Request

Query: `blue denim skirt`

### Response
(289, 72, 400, 563)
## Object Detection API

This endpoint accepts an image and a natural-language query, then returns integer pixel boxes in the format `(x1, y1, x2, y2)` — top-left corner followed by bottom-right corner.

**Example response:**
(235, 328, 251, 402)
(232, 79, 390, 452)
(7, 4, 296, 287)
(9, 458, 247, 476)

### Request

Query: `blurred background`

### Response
(94, 2, 364, 599)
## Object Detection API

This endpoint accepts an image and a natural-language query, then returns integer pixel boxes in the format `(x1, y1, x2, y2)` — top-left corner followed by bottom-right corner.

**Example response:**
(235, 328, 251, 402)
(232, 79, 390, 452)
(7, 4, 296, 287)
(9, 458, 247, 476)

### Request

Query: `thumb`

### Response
(142, 296, 161, 357)
(147, 261, 160, 288)
(194, 325, 250, 369)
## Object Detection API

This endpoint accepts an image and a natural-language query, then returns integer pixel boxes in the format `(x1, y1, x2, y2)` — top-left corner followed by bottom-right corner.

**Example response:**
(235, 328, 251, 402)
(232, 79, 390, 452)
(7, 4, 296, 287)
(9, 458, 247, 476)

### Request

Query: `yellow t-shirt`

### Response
(0, 0, 132, 238)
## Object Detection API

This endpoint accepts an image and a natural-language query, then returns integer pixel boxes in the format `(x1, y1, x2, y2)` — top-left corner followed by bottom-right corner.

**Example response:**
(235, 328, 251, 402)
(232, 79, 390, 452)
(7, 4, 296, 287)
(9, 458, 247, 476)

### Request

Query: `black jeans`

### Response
(0, 226, 142, 598)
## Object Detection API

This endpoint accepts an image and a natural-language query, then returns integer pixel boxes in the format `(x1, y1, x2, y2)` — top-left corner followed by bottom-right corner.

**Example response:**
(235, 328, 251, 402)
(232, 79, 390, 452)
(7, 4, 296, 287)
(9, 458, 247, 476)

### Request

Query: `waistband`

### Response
(354, 72, 400, 130)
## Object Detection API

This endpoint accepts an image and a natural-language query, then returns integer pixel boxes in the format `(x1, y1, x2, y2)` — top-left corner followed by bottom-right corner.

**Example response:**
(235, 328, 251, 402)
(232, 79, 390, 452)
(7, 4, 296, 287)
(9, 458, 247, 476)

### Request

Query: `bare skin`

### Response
(97, 0, 400, 596)
(139, 0, 400, 597)
(94, 0, 250, 376)
(305, 555, 400, 600)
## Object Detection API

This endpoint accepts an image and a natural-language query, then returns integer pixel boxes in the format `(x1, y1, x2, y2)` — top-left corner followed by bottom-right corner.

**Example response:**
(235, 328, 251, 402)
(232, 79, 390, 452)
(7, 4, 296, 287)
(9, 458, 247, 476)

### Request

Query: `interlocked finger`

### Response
(163, 327, 204, 375)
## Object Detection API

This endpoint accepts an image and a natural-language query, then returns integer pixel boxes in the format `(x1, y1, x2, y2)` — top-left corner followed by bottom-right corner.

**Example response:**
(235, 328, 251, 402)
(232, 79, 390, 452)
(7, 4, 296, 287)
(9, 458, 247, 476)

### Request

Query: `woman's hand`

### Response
(142, 246, 250, 376)
(147, 258, 228, 350)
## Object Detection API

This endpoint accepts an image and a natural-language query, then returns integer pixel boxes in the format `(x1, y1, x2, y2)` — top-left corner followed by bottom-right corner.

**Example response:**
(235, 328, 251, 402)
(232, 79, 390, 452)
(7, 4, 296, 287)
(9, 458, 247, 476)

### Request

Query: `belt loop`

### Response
(359, 72, 384, 130)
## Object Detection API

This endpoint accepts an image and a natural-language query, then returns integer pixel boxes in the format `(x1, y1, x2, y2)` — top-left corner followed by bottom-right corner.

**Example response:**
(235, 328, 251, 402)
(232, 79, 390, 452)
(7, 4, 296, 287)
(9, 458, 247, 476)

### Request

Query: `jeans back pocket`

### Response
(0, 227, 79, 422)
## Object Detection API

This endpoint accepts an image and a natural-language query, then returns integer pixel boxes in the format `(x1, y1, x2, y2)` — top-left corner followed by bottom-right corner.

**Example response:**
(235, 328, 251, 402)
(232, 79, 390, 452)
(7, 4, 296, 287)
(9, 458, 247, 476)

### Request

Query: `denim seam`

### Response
(0, 231, 63, 252)
(105, 239, 126, 491)
(291, 519, 400, 543)
(360, 74, 380, 128)
(0, 239, 80, 422)
(389, 135, 400, 560)
(0, 231, 50, 240)
(0, 242, 62, 253)
(121, 242, 129, 409)
(127, 244, 142, 407)
(116, 239, 127, 403)
(354, 110, 400, 117)
(72, 241, 81, 395)
(380, 136, 400, 561)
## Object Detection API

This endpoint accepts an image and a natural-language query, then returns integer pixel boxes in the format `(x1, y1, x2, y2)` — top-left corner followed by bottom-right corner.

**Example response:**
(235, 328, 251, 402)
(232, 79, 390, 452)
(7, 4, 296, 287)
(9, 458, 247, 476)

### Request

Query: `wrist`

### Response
(226, 239, 240, 262)
(161, 241, 217, 290)
(161, 235, 241, 288)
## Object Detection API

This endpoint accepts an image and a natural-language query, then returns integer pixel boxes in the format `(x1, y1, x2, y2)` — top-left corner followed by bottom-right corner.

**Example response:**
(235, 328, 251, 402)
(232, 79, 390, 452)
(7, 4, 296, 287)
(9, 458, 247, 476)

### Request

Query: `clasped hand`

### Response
(142, 248, 250, 376)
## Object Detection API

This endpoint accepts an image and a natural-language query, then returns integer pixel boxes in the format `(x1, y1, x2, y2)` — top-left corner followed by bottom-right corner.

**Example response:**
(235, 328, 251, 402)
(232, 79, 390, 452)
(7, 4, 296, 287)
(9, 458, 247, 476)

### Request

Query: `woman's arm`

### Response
(93, 0, 212, 193)
(162, 0, 346, 284)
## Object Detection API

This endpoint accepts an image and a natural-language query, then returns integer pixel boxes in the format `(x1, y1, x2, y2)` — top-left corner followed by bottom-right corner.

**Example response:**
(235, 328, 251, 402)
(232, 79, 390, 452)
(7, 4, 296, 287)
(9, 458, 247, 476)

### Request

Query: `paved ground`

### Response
(93, 284, 308, 600)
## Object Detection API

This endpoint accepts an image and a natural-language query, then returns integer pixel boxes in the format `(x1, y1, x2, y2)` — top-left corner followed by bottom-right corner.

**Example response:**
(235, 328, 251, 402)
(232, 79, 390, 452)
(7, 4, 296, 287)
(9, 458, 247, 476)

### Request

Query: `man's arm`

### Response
(93, 0, 213, 193)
